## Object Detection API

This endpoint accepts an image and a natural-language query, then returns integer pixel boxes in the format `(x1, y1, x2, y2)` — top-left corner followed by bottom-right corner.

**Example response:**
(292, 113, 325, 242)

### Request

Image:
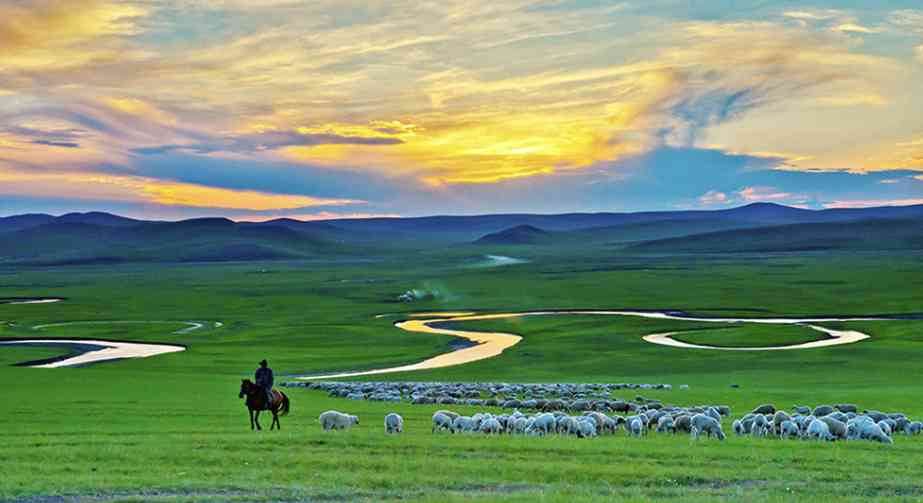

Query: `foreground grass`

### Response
(2, 252, 923, 501)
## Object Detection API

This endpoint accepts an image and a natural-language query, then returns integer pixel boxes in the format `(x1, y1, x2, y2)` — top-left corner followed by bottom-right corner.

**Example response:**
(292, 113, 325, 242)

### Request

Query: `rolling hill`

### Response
(474, 225, 552, 245)
(627, 218, 923, 253)
(2, 203, 923, 264)
(0, 218, 342, 265)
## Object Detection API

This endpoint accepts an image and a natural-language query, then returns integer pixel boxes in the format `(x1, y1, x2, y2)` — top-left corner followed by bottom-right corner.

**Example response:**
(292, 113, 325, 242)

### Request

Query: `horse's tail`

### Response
(279, 392, 291, 416)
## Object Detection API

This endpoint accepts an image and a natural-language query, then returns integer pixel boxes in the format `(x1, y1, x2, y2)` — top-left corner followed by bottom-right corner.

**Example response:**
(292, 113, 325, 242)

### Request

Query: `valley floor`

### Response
(2, 251, 923, 501)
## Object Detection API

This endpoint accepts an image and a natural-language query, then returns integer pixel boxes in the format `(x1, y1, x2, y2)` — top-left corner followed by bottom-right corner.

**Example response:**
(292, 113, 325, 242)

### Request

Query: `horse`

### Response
(239, 379, 290, 430)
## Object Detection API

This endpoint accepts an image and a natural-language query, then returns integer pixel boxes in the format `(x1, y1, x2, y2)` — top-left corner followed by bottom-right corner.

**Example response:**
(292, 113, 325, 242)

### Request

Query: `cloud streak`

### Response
(0, 1, 921, 217)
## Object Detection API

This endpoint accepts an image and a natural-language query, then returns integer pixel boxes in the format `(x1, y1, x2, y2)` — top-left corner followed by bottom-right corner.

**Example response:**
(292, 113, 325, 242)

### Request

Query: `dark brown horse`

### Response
(239, 379, 290, 430)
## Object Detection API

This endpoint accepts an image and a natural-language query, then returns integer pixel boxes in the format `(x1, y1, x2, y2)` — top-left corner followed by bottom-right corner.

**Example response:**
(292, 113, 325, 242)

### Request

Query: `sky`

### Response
(1, 0, 923, 220)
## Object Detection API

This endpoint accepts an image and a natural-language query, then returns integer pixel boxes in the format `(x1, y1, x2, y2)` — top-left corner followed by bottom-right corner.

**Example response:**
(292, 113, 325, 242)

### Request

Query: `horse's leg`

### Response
(272, 409, 280, 430)
(249, 409, 255, 431)
(254, 410, 262, 430)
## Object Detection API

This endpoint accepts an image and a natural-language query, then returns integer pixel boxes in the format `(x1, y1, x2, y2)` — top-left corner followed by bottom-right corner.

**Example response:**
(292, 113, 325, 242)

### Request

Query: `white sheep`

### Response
(751, 414, 770, 437)
(560, 416, 581, 436)
(909, 422, 923, 435)
(860, 422, 894, 444)
(432, 412, 454, 433)
(805, 418, 835, 441)
(319, 410, 359, 431)
(779, 420, 800, 439)
(656, 416, 675, 434)
(384, 413, 403, 434)
(452, 416, 476, 433)
(877, 420, 892, 437)
(732, 419, 744, 436)
(628, 416, 644, 437)
(531, 413, 556, 435)
(435, 409, 460, 421)
(601, 416, 618, 434)
(690, 414, 726, 440)
(479, 417, 502, 435)
(577, 418, 598, 438)
(510, 417, 529, 435)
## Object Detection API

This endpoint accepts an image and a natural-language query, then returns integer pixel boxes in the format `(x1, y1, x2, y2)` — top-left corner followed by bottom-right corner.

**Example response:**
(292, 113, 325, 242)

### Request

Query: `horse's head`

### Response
(239, 378, 253, 398)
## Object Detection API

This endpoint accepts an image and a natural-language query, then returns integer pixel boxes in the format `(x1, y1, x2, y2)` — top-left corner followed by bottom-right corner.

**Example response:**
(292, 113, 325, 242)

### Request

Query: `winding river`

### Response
(296, 310, 916, 380)
(0, 320, 213, 367)
(1, 306, 917, 373)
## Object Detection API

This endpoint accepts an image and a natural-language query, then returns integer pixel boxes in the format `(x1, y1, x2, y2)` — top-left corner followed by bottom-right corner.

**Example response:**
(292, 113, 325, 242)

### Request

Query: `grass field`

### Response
(668, 324, 825, 348)
(2, 251, 923, 501)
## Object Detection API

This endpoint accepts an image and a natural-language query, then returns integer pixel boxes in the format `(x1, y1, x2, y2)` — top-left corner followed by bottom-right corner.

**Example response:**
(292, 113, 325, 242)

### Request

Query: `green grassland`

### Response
(2, 251, 923, 501)
(668, 324, 824, 348)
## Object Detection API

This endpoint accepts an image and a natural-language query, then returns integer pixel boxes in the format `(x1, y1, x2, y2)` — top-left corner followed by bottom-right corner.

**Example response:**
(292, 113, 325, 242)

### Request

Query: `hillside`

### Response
(3, 203, 923, 263)
(474, 225, 552, 245)
(628, 218, 923, 253)
(0, 219, 342, 265)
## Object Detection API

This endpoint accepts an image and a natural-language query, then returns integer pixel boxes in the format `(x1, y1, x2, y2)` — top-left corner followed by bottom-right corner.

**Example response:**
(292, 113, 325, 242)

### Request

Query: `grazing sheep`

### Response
(452, 416, 476, 434)
(878, 420, 892, 437)
(656, 416, 675, 434)
(818, 416, 847, 440)
(479, 417, 502, 435)
(751, 414, 770, 437)
(752, 404, 776, 415)
(772, 411, 791, 433)
(805, 419, 835, 441)
(432, 412, 454, 433)
(690, 414, 726, 441)
(577, 419, 598, 438)
(812, 405, 834, 417)
(510, 417, 529, 435)
(628, 417, 644, 437)
(319, 410, 359, 431)
(733, 419, 744, 436)
(531, 413, 556, 435)
(739, 414, 756, 434)
(835, 404, 858, 414)
(880, 418, 897, 433)
(585, 411, 609, 431)
(435, 409, 460, 421)
(716, 406, 732, 417)
(562, 416, 582, 436)
(859, 421, 893, 444)
(705, 407, 721, 422)
(908, 422, 923, 436)
(673, 414, 692, 433)
(792, 406, 811, 415)
(780, 420, 800, 439)
(601, 416, 618, 434)
(895, 418, 911, 435)
(826, 411, 849, 423)
(384, 413, 403, 434)
(865, 410, 888, 422)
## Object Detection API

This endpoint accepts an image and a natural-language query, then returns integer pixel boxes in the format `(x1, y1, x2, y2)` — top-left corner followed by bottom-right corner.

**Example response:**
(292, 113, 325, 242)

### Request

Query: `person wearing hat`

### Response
(255, 359, 274, 408)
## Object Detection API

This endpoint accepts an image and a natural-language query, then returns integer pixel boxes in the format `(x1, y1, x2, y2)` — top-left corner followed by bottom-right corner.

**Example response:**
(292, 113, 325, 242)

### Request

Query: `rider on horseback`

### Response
(255, 359, 274, 408)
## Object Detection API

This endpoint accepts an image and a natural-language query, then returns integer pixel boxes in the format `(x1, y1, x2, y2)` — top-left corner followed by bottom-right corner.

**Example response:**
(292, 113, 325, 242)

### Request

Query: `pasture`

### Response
(2, 250, 923, 501)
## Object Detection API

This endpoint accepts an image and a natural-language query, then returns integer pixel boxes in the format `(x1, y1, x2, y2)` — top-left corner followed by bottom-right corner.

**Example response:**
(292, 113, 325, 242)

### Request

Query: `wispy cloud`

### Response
(0, 1, 921, 217)
(823, 198, 923, 209)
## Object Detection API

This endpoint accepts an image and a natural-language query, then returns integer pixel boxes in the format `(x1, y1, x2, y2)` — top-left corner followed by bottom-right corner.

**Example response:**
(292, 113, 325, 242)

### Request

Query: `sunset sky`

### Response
(2, 0, 923, 220)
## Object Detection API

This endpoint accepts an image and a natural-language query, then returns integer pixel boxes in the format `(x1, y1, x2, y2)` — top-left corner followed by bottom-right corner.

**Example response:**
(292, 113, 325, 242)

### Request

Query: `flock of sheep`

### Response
(732, 403, 921, 444)
(428, 406, 726, 439)
(305, 381, 921, 447)
(286, 380, 679, 410)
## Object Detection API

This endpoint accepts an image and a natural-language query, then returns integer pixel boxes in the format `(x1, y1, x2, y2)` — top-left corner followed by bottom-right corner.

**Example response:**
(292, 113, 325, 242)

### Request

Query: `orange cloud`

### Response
(140, 183, 361, 211)
(0, 0, 146, 70)
(0, 167, 362, 211)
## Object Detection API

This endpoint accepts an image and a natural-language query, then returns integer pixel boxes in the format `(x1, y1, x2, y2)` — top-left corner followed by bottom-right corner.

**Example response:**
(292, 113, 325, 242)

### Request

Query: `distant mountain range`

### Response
(1, 202, 922, 264)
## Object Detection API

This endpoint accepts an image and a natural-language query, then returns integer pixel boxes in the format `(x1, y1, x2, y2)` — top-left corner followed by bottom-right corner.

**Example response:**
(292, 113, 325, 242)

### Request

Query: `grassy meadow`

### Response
(2, 250, 923, 501)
